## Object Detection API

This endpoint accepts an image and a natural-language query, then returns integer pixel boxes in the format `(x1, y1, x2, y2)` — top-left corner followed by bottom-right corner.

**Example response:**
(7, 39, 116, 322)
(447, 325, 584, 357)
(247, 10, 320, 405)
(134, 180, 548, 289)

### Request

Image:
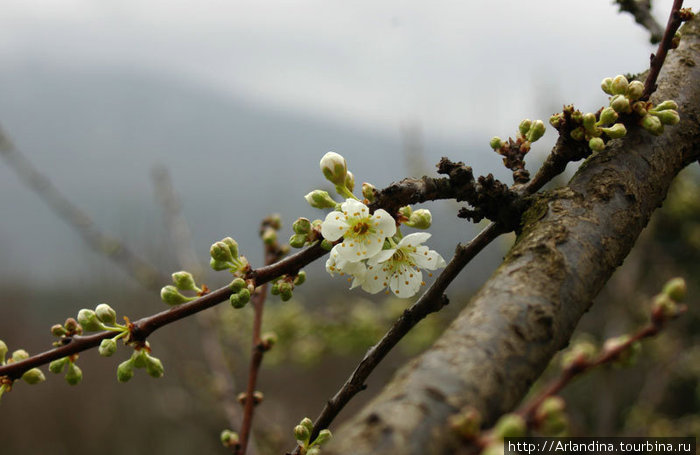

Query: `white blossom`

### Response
(362, 233, 446, 297)
(325, 245, 366, 289)
(321, 198, 396, 262)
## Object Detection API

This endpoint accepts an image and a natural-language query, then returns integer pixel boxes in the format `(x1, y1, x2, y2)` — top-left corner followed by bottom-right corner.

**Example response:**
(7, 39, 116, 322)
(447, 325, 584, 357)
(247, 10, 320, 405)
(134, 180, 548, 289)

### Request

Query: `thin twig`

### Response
(0, 126, 166, 290)
(616, 0, 665, 43)
(642, 0, 686, 100)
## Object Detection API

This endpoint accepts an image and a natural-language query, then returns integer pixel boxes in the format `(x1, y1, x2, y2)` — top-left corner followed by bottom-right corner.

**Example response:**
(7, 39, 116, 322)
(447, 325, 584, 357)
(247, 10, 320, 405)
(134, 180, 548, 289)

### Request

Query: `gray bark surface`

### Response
(326, 16, 700, 455)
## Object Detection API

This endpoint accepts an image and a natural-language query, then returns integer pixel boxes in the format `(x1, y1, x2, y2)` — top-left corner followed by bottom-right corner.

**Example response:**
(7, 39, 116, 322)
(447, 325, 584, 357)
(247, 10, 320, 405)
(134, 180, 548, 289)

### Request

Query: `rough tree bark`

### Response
(326, 16, 700, 455)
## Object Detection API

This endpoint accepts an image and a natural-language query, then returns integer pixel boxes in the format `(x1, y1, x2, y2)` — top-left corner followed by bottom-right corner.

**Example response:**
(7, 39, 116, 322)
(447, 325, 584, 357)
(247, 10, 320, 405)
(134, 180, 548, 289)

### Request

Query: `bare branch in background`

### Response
(616, 0, 665, 43)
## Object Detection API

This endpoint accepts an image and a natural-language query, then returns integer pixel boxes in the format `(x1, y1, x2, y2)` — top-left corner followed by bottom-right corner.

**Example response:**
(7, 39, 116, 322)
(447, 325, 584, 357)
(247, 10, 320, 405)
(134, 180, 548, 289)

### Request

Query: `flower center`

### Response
(352, 222, 370, 236)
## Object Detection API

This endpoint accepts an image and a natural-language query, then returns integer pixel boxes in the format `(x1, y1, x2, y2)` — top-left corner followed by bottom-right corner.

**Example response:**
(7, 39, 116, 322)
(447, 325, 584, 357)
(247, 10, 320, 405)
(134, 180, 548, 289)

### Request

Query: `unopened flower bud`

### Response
(221, 237, 239, 258)
(229, 293, 243, 308)
(305, 190, 338, 209)
(632, 101, 648, 116)
(582, 113, 597, 132)
(171, 271, 197, 292)
(320, 239, 333, 251)
(314, 429, 332, 446)
(12, 349, 29, 362)
(362, 182, 376, 202)
(117, 359, 134, 383)
(601, 77, 614, 95)
(653, 109, 680, 125)
(589, 137, 605, 152)
(405, 209, 432, 229)
(345, 170, 355, 192)
(611, 75, 629, 95)
(294, 425, 310, 444)
(561, 339, 597, 370)
(652, 100, 678, 111)
(78, 309, 103, 332)
(493, 413, 526, 438)
(160, 285, 192, 306)
(571, 110, 583, 124)
(294, 271, 307, 286)
(663, 277, 686, 302)
(536, 396, 566, 420)
(95, 303, 117, 325)
(603, 335, 641, 367)
(518, 119, 532, 136)
(320, 152, 348, 186)
(210, 241, 234, 263)
(266, 214, 282, 231)
(490, 136, 504, 150)
(570, 127, 585, 141)
(293, 218, 312, 235)
(262, 227, 277, 245)
(300, 417, 314, 432)
(252, 391, 264, 404)
(131, 349, 148, 369)
(289, 234, 307, 248)
(229, 277, 246, 292)
(210, 258, 230, 271)
(49, 357, 68, 374)
(65, 362, 83, 385)
(626, 80, 644, 100)
(278, 281, 293, 301)
(0, 339, 6, 362)
(262, 332, 278, 351)
(237, 288, 251, 305)
(526, 120, 545, 142)
(641, 114, 664, 135)
(602, 123, 627, 139)
(220, 429, 239, 448)
(610, 95, 631, 113)
(599, 107, 618, 125)
(22, 368, 46, 385)
(652, 293, 678, 319)
(51, 324, 67, 337)
(146, 355, 165, 378)
(549, 113, 563, 128)
(99, 338, 117, 357)
(270, 282, 280, 295)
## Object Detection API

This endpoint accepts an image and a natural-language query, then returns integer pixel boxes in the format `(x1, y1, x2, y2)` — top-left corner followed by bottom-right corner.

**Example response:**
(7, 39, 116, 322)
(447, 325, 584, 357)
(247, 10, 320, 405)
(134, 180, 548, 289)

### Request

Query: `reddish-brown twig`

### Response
(642, 0, 687, 100)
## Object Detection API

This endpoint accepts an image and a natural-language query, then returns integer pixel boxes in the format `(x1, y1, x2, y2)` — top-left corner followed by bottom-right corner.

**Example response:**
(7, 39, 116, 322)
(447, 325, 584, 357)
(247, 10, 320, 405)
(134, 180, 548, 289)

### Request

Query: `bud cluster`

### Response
(49, 356, 83, 385)
(289, 217, 323, 249)
(489, 119, 546, 184)
(270, 271, 306, 302)
(117, 343, 164, 382)
(534, 396, 569, 436)
(651, 277, 686, 324)
(0, 340, 46, 400)
(397, 206, 432, 229)
(294, 417, 332, 455)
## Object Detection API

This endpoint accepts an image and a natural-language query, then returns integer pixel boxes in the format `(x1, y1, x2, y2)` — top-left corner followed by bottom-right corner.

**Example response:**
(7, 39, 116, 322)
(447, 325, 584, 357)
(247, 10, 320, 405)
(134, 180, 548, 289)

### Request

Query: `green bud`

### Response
(320, 151, 348, 186)
(652, 100, 678, 111)
(398, 206, 413, 219)
(49, 357, 68, 374)
(653, 109, 680, 125)
(601, 123, 627, 139)
(293, 217, 312, 235)
(294, 271, 307, 286)
(611, 74, 629, 95)
(95, 303, 117, 325)
(313, 429, 332, 446)
(537, 396, 566, 420)
(362, 182, 377, 202)
(561, 340, 597, 369)
(601, 77, 614, 95)
(160, 285, 192, 306)
(51, 324, 67, 337)
(571, 110, 583, 124)
(294, 425, 310, 445)
(262, 227, 277, 245)
(304, 190, 338, 209)
(229, 293, 243, 308)
(663, 277, 686, 302)
(261, 332, 278, 349)
(632, 101, 648, 117)
(270, 282, 280, 295)
(289, 233, 307, 249)
(210, 241, 234, 263)
(526, 120, 545, 142)
(405, 209, 432, 229)
(266, 214, 282, 231)
(300, 417, 314, 433)
(345, 170, 355, 192)
(77, 309, 103, 332)
(229, 277, 246, 292)
(320, 239, 333, 251)
(64, 318, 79, 333)
(570, 127, 585, 142)
(582, 112, 596, 132)
(237, 288, 251, 305)
(599, 107, 618, 125)
(0, 339, 7, 362)
(65, 362, 83, 386)
(489, 136, 503, 150)
(146, 355, 165, 378)
(171, 271, 197, 292)
(603, 335, 640, 367)
(221, 237, 239, 258)
(610, 95, 631, 113)
(210, 258, 230, 272)
(588, 137, 605, 152)
(21, 367, 45, 385)
(626, 80, 644, 100)
(278, 281, 293, 301)
(641, 114, 664, 136)
(652, 293, 678, 319)
(22, 368, 46, 385)
(518, 119, 532, 136)
(99, 339, 117, 357)
(117, 359, 134, 383)
(12, 349, 29, 362)
(220, 429, 239, 448)
(493, 413, 526, 438)
(549, 113, 563, 128)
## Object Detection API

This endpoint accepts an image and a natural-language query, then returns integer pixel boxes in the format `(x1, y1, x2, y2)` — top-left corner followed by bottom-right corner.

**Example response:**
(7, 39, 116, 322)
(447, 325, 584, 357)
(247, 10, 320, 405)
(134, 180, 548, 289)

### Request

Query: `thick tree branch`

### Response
(616, 0, 665, 43)
(325, 15, 700, 455)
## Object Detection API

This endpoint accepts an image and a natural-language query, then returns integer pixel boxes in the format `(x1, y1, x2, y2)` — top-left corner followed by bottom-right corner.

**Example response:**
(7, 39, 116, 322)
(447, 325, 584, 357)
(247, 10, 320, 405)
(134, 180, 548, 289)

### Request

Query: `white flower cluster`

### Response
(321, 198, 445, 298)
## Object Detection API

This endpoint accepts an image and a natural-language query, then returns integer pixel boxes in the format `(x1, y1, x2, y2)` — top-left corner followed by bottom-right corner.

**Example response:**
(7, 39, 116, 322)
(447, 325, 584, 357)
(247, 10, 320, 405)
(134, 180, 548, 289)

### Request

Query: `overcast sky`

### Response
(0, 0, 684, 140)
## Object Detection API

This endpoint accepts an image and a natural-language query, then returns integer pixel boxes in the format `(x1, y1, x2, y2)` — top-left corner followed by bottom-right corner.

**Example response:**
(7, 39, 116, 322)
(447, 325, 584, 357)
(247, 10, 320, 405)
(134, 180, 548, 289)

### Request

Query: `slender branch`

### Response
(0, 126, 167, 290)
(642, 0, 687, 100)
(616, 0, 665, 43)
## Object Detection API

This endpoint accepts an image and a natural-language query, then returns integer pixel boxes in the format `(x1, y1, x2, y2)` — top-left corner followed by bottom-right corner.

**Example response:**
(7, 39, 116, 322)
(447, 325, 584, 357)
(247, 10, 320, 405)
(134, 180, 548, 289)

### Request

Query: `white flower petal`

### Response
(362, 265, 390, 294)
(341, 198, 369, 217)
(362, 235, 385, 258)
(335, 239, 367, 262)
(369, 248, 395, 265)
(321, 211, 347, 241)
(397, 232, 431, 248)
(372, 209, 397, 238)
(390, 266, 422, 298)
